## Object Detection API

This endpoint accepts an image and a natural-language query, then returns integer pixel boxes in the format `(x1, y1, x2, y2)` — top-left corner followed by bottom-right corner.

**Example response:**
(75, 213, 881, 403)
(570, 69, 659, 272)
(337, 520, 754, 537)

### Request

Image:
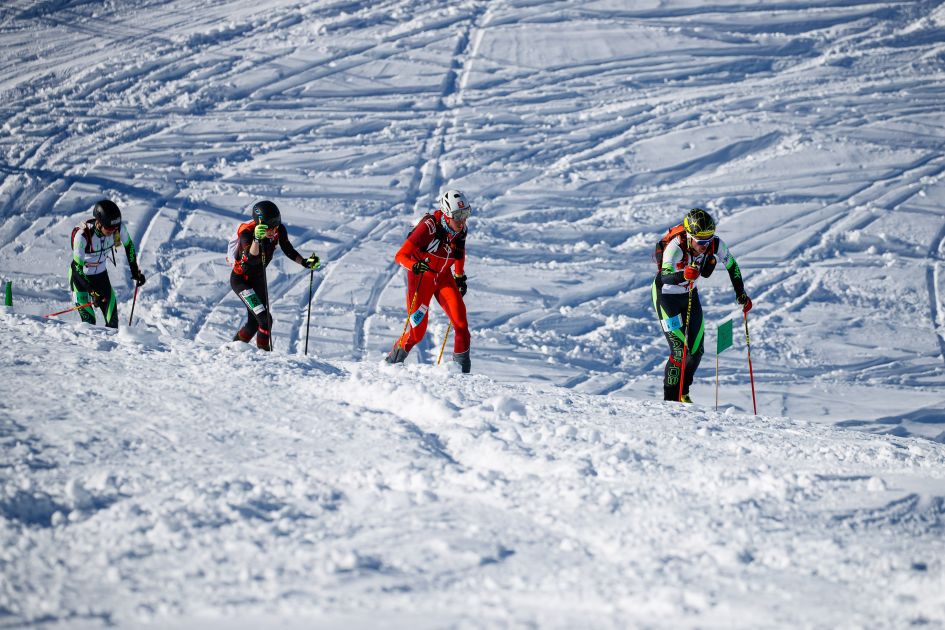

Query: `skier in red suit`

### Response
(386, 189, 472, 373)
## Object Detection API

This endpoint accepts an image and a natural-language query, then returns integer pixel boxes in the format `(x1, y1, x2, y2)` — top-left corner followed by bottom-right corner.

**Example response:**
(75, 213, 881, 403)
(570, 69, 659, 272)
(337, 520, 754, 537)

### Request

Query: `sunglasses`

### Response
(100, 222, 120, 234)
(450, 210, 470, 222)
(690, 234, 713, 246)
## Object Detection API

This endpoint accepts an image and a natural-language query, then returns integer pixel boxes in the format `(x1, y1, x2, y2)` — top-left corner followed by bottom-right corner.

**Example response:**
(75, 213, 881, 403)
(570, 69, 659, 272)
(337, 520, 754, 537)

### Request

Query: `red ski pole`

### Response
(45, 301, 93, 318)
(744, 311, 758, 414)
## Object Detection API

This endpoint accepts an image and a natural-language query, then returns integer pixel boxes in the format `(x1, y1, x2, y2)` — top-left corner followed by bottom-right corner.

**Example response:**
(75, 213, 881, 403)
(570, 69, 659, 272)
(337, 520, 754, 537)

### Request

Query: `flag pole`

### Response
(715, 352, 719, 411)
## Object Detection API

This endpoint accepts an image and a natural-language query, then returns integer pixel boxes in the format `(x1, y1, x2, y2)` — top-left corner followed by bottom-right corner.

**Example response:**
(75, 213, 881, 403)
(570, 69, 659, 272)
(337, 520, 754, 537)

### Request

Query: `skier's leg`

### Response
(652, 282, 687, 401)
(88, 273, 116, 328)
(252, 275, 273, 351)
(102, 279, 118, 329)
(435, 281, 471, 373)
(399, 274, 435, 354)
(231, 273, 268, 346)
(69, 266, 96, 325)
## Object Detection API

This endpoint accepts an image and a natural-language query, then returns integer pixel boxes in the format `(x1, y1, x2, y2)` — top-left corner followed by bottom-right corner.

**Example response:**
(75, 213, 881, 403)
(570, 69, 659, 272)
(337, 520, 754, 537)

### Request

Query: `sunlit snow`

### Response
(2, 1, 944, 627)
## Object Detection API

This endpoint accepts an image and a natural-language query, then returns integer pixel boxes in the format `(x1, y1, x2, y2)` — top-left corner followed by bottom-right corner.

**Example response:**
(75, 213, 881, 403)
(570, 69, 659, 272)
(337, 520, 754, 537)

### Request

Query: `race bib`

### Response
(239, 289, 266, 315)
(409, 304, 428, 328)
(661, 314, 683, 332)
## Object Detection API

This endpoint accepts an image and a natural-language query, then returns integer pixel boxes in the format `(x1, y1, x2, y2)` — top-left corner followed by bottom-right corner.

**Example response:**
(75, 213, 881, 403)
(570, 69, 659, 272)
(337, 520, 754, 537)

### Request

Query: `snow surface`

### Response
(2, 0, 945, 627)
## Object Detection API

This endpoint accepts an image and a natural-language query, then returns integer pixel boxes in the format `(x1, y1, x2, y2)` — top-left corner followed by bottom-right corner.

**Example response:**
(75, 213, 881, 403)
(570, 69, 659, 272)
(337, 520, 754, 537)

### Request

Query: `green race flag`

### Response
(717, 318, 733, 354)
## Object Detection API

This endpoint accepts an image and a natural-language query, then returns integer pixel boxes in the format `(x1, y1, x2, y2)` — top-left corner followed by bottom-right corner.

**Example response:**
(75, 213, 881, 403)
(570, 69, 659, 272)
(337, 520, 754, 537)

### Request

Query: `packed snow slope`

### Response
(2, 0, 945, 436)
(2, 312, 945, 628)
(3, 0, 945, 626)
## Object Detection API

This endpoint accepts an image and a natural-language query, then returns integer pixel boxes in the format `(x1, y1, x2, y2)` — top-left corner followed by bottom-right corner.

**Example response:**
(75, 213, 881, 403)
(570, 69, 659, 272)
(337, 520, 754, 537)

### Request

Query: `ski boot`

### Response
(452, 350, 471, 374)
(386, 345, 408, 364)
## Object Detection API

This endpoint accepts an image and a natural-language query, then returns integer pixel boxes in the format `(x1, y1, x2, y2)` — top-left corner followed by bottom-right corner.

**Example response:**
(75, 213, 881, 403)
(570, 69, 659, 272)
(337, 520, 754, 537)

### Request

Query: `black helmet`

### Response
(92, 199, 122, 229)
(251, 200, 281, 227)
(683, 208, 715, 238)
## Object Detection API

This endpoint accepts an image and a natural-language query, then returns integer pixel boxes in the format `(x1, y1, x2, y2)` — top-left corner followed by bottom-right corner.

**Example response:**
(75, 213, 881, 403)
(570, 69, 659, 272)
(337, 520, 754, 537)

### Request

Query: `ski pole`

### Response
(45, 301, 93, 318)
(391, 262, 426, 355)
(128, 285, 139, 326)
(744, 311, 758, 414)
(437, 322, 452, 365)
(304, 268, 314, 355)
(262, 242, 275, 351)
(678, 273, 695, 402)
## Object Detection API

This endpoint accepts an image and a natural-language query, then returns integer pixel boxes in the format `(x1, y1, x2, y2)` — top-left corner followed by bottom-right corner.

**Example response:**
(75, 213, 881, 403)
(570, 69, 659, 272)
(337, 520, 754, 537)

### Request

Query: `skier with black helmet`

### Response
(385, 189, 472, 372)
(229, 200, 321, 351)
(652, 208, 752, 403)
(69, 199, 146, 328)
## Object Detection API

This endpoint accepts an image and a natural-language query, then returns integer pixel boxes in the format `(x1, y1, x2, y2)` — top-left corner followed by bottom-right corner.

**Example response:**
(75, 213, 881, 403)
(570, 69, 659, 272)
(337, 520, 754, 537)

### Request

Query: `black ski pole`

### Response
(128, 285, 139, 326)
(260, 240, 273, 352)
(304, 268, 314, 355)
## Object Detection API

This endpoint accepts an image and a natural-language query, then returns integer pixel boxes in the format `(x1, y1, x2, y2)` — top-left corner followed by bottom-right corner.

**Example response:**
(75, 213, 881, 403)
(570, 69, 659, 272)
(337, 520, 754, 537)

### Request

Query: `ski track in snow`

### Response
(1, 2, 943, 424)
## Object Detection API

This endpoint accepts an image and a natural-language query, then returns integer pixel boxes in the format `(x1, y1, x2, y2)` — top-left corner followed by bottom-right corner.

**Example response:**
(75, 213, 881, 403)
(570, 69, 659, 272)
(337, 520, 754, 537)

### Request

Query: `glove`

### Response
(131, 268, 146, 287)
(304, 253, 321, 270)
(254, 224, 268, 240)
(683, 265, 700, 281)
(411, 260, 432, 274)
(454, 273, 467, 297)
(737, 294, 752, 313)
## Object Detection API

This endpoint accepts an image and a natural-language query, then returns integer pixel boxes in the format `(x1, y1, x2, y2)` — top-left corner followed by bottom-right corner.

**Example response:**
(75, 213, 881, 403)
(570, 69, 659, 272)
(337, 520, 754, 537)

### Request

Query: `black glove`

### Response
(130, 265, 146, 287)
(453, 273, 467, 296)
(304, 253, 321, 270)
(411, 260, 432, 274)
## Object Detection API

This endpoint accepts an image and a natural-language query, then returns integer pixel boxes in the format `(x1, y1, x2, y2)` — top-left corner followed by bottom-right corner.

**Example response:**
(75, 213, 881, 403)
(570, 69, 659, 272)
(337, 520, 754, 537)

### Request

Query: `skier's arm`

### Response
(119, 225, 140, 272)
(658, 240, 687, 286)
(716, 239, 746, 298)
(453, 233, 466, 276)
(276, 225, 306, 266)
(726, 256, 746, 298)
(118, 224, 146, 286)
(71, 232, 93, 292)
(238, 230, 263, 270)
(395, 240, 424, 270)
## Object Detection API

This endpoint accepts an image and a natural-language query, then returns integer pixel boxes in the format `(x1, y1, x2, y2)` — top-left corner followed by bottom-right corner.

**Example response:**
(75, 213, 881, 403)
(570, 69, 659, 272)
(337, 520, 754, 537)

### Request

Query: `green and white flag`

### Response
(717, 318, 733, 354)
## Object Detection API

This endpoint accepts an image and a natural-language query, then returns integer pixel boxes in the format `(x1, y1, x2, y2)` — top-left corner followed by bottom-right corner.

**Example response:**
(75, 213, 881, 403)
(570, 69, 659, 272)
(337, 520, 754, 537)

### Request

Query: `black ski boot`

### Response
(452, 350, 471, 374)
(386, 345, 408, 364)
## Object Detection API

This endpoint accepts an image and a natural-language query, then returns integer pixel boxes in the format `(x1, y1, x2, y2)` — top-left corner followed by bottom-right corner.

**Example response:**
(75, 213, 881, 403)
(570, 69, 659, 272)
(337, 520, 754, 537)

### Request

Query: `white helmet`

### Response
(439, 189, 471, 220)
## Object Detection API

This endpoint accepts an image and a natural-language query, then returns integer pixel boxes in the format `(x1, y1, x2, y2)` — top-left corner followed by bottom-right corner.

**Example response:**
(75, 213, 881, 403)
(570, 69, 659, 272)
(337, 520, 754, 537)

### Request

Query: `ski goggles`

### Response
(99, 221, 120, 234)
(448, 208, 471, 222)
(689, 233, 714, 246)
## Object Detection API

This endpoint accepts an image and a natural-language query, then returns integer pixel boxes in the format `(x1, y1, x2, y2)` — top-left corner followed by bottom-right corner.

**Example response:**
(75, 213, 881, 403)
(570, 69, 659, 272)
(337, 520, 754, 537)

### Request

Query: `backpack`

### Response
(227, 221, 257, 272)
(653, 224, 687, 270)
